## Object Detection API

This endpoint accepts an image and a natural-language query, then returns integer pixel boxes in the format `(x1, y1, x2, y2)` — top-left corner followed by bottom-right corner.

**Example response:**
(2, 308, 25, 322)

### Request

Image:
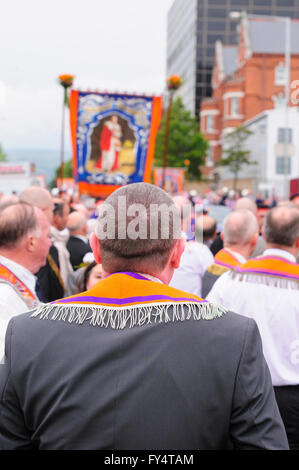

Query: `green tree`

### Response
(154, 97, 209, 180)
(0, 143, 7, 161)
(219, 126, 256, 191)
(50, 159, 73, 188)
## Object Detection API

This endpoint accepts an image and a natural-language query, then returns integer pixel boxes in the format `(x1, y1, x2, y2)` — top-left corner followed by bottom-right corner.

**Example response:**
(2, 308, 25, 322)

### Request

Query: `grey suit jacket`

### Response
(0, 306, 288, 450)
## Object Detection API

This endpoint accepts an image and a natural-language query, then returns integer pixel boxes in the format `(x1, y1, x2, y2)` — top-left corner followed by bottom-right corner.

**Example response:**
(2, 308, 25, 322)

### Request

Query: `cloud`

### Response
(1, 0, 173, 149)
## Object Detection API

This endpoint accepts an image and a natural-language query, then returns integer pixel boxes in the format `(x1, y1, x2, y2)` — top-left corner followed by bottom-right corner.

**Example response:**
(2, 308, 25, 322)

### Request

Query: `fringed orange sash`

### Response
(31, 272, 227, 328)
(0, 263, 38, 309)
(234, 255, 299, 281)
(214, 249, 242, 268)
(207, 249, 242, 276)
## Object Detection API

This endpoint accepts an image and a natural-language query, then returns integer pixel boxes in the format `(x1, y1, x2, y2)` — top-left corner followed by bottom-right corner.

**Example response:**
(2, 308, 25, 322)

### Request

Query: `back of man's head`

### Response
(20, 186, 54, 223)
(195, 215, 217, 244)
(0, 202, 41, 250)
(95, 183, 181, 273)
(222, 209, 259, 246)
(172, 194, 192, 233)
(234, 197, 257, 215)
(67, 211, 88, 235)
(263, 205, 299, 247)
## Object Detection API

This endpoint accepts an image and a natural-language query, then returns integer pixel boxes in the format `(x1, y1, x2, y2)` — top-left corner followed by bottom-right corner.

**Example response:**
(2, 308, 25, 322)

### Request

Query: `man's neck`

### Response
(0, 251, 33, 273)
(266, 243, 298, 258)
(224, 244, 250, 261)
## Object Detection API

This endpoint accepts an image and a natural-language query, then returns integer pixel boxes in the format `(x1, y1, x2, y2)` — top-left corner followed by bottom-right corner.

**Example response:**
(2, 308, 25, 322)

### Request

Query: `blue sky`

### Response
(0, 0, 173, 150)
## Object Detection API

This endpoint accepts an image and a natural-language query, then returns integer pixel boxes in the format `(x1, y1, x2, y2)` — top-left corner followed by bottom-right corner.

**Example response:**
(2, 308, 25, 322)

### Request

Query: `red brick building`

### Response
(200, 12, 299, 182)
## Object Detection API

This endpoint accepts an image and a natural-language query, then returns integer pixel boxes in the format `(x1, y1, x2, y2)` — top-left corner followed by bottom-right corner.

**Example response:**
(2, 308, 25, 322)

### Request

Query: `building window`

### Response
(206, 147, 213, 167)
(275, 63, 286, 86)
(276, 157, 291, 175)
(231, 96, 239, 116)
(278, 128, 292, 143)
(206, 115, 214, 132)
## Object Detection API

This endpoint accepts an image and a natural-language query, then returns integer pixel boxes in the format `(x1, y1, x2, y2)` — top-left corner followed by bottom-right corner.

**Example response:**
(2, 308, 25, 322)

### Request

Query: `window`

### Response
(276, 157, 291, 175)
(253, 0, 273, 5)
(206, 115, 214, 132)
(278, 128, 293, 143)
(206, 147, 213, 167)
(231, 97, 239, 116)
(275, 63, 286, 86)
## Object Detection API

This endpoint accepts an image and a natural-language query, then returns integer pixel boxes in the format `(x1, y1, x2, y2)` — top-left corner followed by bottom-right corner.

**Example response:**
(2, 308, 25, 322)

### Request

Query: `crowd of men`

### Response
(0, 183, 298, 450)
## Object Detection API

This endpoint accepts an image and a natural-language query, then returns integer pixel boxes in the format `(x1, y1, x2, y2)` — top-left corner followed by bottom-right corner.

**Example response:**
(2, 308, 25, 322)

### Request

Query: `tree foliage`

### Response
(0, 143, 7, 162)
(219, 126, 256, 190)
(50, 159, 73, 188)
(154, 97, 209, 180)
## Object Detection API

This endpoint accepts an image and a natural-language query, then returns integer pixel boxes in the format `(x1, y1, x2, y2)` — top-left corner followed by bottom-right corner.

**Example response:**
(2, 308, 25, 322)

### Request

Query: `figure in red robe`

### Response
(95, 115, 122, 172)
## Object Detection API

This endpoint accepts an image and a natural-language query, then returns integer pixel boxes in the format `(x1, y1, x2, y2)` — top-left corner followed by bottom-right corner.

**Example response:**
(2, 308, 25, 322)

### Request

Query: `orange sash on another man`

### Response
(234, 255, 299, 282)
(206, 248, 242, 277)
(0, 263, 38, 309)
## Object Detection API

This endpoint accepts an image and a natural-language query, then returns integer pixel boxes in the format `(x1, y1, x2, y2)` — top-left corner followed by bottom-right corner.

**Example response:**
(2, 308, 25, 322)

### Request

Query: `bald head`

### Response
(20, 186, 54, 223)
(67, 211, 88, 235)
(223, 209, 259, 246)
(234, 197, 257, 215)
(264, 205, 299, 247)
(195, 215, 217, 243)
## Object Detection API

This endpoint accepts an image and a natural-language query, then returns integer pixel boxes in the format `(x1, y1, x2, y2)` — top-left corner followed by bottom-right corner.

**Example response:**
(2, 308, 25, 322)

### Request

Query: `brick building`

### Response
(200, 12, 299, 194)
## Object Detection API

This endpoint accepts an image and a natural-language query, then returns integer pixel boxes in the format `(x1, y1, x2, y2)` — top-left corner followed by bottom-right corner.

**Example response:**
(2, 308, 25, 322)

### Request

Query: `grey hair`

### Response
(222, 209, 259, 245)
(95, 183, 181, 273)
(0, 202, 41, 249)
(264, 205, 299, 247)
(67, 211, 87, 232)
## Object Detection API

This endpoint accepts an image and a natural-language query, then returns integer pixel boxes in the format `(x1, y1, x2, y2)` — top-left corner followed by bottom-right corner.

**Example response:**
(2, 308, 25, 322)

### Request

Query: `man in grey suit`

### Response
(0, 183, 288, 450)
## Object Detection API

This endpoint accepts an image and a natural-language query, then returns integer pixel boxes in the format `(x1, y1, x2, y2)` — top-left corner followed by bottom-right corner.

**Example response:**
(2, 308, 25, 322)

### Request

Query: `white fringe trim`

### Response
(230, 271, 299, 289)
(30, 301, 227, 329)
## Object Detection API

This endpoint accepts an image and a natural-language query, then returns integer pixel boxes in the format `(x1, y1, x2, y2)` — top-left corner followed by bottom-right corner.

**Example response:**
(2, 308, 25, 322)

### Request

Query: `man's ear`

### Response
(251, 232, 259, 247)
(171, 238, 185, 269)
(89, 232, 102, 264)
(27, 235, 36, 253)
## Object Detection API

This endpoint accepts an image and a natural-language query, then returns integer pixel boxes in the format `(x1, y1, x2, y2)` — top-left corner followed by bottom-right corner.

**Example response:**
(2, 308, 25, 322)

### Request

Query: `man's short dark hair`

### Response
(264, 205, 299, 247)
(96, 183, 181, 273)
(53, 201, 65, 217)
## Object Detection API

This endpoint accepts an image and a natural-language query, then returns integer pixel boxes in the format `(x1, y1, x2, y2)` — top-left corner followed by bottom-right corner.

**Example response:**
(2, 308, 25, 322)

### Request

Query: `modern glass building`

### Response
(167, 0, 299, 116)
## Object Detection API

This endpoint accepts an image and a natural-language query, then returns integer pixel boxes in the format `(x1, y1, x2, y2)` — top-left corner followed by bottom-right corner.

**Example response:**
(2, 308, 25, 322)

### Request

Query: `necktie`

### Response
(35, 279, 45, 302)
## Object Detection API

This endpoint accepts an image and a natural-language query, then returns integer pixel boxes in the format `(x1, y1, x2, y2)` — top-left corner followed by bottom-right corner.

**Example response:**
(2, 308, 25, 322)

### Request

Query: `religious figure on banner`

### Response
(95, 115, 122, 172)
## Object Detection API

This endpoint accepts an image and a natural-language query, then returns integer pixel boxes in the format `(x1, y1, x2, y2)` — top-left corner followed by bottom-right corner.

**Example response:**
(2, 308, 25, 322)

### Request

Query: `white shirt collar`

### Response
(137, 272, 163, 284)
(224, 248, 247, 264)
(71, 234, 89, 244)
(0, 255, 37, 293)
(262, 248, 296, 263)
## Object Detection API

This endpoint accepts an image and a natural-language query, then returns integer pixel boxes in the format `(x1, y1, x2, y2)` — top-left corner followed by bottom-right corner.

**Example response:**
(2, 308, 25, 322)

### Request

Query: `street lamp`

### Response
(57, 74, 75, 186)
(162, 75, 182, 190)
(230, 11, 291, 199)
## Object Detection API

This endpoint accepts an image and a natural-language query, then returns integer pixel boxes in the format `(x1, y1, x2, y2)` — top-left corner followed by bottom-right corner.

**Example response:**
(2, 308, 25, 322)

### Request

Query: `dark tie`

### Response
(35, 279, 45, 302)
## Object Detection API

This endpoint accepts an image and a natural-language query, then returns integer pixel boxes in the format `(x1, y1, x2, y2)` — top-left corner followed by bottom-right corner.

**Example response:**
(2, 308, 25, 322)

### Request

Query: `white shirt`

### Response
(170, 241, 214, 297)
(0, 256, 38, 359)
(206, 248, 299, 386)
